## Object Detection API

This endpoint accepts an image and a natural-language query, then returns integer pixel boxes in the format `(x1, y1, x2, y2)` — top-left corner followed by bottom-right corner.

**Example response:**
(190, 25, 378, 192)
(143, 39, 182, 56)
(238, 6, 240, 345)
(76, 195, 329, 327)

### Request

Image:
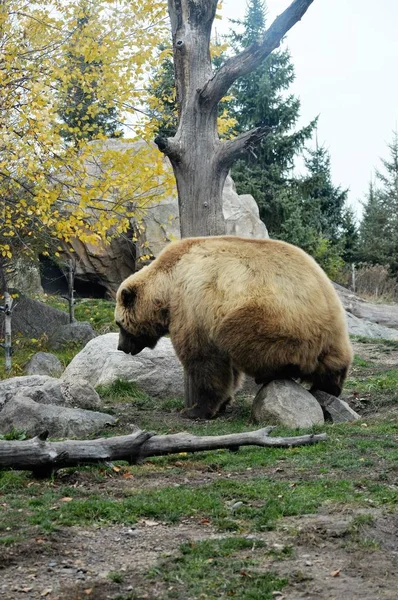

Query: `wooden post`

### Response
(351, 263, 356, 294)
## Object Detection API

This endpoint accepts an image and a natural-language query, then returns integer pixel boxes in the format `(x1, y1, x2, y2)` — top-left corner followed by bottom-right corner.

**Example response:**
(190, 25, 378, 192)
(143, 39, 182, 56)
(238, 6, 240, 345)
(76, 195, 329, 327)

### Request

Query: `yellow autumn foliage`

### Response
(0, 0, 173, 266)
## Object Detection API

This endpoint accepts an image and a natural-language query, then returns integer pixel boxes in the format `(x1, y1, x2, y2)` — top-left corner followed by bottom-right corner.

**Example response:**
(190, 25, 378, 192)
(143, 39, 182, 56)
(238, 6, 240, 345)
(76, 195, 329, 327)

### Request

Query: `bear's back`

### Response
(158, 236, 344, 333)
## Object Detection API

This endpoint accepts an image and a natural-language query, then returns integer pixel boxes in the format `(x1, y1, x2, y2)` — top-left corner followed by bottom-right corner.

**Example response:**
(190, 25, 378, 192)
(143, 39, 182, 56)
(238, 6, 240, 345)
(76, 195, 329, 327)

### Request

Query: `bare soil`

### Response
(1, 509, 397, 600)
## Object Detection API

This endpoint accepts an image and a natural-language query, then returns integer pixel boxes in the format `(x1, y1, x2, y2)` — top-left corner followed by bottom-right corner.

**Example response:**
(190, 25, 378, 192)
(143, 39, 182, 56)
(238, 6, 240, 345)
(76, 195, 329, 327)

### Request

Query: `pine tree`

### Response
(340, 206, 359, 264)
(58, 7, 123, 145)
(300, 143, 348, 244)
(359, 132, 398, 273)
(229, 0, 316, 233)
(358, 181, 390, 265)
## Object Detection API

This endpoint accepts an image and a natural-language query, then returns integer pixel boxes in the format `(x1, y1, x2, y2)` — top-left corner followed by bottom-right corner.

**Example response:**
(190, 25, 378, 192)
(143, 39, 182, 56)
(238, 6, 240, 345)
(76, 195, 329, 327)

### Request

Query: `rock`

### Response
(223, 175, 268, 239)
(62, 334, 185, 398)
(7, 258, 43, 296)
(48, 321, 96, 350)
(335, 283, 398, 330)
(62, 333, 258, 399)
(0, 296, 69, 339)
(346, 312, 398, 340)
(251, 379, 325, 428)
(312, 390, 360, 423)
(0, 395, 115, 438)
(24, 352, 63, 377)
(0, 375, 101, 411)
(135, 172, 268, 265)
(61, 234, 136, 297)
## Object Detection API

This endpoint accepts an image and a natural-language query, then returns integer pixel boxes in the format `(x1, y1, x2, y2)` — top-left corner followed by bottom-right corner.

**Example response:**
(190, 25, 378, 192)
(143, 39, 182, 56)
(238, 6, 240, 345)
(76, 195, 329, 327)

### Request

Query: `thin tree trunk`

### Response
(3, 291, 12, 372)
(0, 428, 327, 476)
(67, 258, 75, 323)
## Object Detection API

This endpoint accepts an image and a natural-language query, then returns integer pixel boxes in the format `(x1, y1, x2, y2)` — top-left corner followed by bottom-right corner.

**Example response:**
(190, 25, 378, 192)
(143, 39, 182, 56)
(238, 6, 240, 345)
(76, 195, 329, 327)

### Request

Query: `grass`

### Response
(148, 537, 288, 599)
(0, 418, 397, 539)
(39, 295, 117, 333)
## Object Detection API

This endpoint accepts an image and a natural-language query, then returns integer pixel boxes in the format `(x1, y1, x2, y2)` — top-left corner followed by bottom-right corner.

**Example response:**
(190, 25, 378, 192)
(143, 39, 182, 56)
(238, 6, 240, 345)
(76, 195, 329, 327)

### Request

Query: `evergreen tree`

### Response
(359, 133, 398, 273)
(358, 181, 390, 265)
(340, 206, 359, 264)
(300, 143, 348, 244)
(58, 7, 123, 145)
(229, 0, 316, 232)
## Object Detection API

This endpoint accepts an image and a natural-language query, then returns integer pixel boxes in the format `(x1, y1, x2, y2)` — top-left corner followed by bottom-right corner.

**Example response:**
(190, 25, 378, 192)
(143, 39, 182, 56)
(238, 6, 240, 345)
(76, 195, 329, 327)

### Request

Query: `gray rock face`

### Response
(0, 375, 101, 411)
(312, 390, 360, 423)
(251, 380, 325, 428)
(0, 395, 115, 438)
(223, 176, 268, 239)
(62, 334, 185, 398)
(24, 352, 63, 377)
(346, 312, 398, 340)
(48, 321, 96, 350)
(0, 296, 68, 339)
(335, 283, 398, 329)
(7, 258, 43, 296)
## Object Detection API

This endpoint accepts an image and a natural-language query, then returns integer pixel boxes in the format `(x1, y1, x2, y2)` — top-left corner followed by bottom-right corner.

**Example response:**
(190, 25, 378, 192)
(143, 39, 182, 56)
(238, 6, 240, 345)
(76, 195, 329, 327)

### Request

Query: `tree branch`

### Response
(218, 126, 272, 168)
(154, 136, 181, 162)
(201, 0, 315, 107)
(0, 428, 327, 475)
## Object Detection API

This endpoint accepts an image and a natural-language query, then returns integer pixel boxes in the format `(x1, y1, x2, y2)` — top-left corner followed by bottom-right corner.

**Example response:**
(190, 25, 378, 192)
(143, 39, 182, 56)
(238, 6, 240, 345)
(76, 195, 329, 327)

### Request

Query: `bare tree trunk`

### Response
(67, 258, 75, 323)
(3, 291, 12, 372)
(0, 428, 327, 476)
(156, 0, 316, 407)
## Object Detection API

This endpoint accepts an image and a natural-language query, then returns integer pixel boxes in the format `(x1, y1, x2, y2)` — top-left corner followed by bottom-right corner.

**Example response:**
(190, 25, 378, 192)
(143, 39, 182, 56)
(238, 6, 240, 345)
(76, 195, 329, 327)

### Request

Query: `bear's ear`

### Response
(121, 287, 136, 308)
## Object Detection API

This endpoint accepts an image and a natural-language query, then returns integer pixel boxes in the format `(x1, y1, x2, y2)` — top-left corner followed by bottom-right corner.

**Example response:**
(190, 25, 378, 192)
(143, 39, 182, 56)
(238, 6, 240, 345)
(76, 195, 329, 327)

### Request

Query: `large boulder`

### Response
(62, 334, 185, 398)
(24, 352, 63, 377)
(48, 321, 96, 350)
(335, 283, 398, 330)
(62, 333, 259, 399)
(0, 375, 101, 411)
(346, 312, 398, 340)
(251, 379, 325, 428)
(0, 395, 115, 438)
(0, 296, 68, 339)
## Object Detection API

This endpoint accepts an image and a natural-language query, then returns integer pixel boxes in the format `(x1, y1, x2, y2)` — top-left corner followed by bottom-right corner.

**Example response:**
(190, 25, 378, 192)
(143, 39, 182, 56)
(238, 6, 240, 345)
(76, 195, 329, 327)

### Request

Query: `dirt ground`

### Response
(1, 508, 397, 600)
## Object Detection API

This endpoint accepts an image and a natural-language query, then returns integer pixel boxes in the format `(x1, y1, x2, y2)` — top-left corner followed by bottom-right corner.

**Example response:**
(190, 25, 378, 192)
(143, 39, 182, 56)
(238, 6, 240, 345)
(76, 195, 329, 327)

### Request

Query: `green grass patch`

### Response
(347, 369, 398, 393)
(148, 537, 288, 600)
(97, 379, 152, 405)
(1, 465, 397, 536)
(351, 336, 398, 351)
(37, 295, 117, 333)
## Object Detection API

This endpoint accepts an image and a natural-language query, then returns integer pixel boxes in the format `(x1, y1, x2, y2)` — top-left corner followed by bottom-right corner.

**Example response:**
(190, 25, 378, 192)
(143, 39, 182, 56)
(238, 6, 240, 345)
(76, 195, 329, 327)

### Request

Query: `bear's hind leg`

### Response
(182, 353, 234, 420)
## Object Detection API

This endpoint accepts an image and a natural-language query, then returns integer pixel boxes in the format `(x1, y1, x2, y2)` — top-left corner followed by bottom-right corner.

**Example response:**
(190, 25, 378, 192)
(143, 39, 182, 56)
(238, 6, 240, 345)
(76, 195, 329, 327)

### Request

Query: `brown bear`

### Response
(115, 236, 353, 419)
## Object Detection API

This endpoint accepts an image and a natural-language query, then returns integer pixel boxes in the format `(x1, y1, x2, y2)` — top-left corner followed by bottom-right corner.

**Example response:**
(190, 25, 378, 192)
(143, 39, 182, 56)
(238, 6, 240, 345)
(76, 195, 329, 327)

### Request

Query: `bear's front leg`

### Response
(181, 353, 234, 420)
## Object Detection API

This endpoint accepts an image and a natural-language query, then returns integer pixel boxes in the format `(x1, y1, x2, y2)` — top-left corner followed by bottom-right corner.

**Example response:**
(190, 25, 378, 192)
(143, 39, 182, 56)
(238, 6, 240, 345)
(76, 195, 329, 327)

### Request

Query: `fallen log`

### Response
(0, 427, 327, 476)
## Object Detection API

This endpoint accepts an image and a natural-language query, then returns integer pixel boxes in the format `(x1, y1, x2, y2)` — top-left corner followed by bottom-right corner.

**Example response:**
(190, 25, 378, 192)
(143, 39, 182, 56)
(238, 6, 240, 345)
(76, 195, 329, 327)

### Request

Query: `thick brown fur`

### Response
(115, 236, 353, 419)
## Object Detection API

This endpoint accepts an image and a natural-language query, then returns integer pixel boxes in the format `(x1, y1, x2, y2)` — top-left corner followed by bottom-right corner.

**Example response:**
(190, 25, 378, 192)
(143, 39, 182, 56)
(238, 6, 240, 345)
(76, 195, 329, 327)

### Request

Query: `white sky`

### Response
(217, 0, 398, 215)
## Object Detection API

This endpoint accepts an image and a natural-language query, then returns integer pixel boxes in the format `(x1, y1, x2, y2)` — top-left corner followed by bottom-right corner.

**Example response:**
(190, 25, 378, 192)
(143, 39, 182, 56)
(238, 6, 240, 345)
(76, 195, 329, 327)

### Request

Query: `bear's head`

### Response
(115, 273, 170, 356)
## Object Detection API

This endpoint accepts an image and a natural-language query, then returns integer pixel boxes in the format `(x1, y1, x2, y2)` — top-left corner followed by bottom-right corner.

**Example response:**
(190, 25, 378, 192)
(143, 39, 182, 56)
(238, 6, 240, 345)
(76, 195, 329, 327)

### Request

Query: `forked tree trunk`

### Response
(155, 0, 316, 407)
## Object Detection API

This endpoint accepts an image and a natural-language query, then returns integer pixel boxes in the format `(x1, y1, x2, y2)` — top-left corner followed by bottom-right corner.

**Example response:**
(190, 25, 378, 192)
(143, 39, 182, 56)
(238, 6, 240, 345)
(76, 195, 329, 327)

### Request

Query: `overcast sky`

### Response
(217, 0, 398, 215)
